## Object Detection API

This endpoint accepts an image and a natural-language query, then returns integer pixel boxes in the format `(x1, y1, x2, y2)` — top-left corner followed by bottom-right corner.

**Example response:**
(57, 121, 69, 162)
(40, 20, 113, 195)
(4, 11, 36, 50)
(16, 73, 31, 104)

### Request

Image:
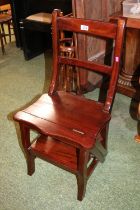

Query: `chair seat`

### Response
(0, 13, 11, 23)
(0, 4, 11, 12)
(26, 12, 52, 24)
(14, 91, 111, 149)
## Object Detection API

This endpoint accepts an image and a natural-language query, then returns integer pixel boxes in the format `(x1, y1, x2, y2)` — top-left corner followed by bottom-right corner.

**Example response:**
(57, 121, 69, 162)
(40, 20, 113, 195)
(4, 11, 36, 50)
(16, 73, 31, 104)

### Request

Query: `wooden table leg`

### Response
(118, 28, 140, 99)
(134, 102, 140, 143)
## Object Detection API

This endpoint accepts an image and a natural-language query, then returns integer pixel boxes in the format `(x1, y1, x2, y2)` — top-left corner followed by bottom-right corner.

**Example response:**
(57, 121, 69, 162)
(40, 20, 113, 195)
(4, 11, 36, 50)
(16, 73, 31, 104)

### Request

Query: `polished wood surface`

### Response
(14, 10, 125, 201)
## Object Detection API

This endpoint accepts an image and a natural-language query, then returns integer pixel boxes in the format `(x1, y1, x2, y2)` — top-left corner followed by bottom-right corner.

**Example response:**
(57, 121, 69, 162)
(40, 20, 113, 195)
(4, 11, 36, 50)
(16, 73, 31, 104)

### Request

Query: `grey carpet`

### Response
(0, 42, 140, 210)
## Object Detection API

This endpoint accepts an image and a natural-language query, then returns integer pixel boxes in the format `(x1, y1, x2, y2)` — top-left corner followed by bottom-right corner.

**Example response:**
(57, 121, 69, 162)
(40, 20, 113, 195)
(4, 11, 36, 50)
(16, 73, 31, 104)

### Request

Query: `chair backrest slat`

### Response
(57, 17, 117, 39)
(58, 56, 112, 75)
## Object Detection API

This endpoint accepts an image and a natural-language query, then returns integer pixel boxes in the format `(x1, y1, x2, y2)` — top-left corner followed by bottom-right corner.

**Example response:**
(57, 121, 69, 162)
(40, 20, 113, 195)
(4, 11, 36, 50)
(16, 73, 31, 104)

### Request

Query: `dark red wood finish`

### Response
(14, 10, 126, 201)
(134, 102, 140, 143)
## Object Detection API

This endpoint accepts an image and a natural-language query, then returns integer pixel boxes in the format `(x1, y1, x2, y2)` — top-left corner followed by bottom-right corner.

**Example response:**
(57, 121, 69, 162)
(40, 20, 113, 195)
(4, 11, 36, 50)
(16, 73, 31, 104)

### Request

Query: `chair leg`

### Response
(76, 149, 89, 201)
(7, 21, 11, 42)
(0, 32, 5, 54)
(19, 124, 35, 176)
(1, 23, 7, 44)
(26, 152, 35, 176)
(101, 124, 109, 149)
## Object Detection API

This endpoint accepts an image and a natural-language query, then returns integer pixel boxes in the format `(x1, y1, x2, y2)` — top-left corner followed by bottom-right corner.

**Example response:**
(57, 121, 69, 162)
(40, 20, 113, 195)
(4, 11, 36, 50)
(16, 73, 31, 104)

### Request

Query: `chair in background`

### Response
(14, 10, 125, 201)
(0, 13, 12, 54)
(0, 2, 13, 54)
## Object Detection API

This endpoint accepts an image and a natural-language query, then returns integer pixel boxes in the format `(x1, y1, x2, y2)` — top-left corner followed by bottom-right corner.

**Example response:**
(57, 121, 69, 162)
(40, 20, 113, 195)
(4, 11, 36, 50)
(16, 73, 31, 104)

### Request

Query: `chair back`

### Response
(49, 9, 126, 113)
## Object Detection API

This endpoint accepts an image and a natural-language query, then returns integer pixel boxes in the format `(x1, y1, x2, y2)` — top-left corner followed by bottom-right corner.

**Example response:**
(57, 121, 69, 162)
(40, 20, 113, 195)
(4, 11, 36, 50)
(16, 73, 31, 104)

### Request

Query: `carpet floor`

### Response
(0, 42, 140, 210)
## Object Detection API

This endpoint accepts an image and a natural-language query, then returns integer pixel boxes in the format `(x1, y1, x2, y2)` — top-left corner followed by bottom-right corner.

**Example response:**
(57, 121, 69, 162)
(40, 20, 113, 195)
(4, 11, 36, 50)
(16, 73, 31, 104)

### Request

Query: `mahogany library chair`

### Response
(14, 10, 126, 201)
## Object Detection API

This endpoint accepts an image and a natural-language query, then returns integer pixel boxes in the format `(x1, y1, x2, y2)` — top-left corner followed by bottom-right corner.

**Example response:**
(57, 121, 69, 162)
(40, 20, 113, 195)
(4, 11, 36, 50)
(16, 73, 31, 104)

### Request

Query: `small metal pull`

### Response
(72, 128, 85, 135)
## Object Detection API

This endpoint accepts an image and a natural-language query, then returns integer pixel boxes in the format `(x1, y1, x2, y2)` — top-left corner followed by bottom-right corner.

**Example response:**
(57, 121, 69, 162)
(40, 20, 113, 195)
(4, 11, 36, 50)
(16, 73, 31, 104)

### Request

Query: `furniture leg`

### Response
(7, 20, 11, 42)
(0, 30, 5, 54)
(19, 124, 35, 175)
(1, 23, 7, 44)
(26, 153, 35, 176)
(117, 28, 140, 99)
(76, 149, 88, 201)
(134, 103, 140, 143)
(101, 124, 109, 149)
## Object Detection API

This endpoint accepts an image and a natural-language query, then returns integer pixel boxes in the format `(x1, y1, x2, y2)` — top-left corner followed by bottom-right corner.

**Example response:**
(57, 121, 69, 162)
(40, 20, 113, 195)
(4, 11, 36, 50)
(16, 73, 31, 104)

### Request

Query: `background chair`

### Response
(0, 2, 14, 54)
(0, 13, 12, 54)
(14, 10, 125, 201)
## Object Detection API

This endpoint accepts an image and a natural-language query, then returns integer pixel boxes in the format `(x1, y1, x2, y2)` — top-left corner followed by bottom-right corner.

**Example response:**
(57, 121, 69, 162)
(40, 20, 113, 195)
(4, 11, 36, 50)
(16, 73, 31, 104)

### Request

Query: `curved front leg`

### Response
(19, 123, 35, 175)
(76, 149, 89, 201)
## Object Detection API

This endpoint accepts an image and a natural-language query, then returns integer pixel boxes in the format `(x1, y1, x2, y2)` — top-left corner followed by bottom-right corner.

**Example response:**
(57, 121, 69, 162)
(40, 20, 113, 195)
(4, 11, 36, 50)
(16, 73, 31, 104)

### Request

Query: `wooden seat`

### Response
(24, 12, 52, 32)
(0, 3, 11, 12)
(26, 12, 52, 24)
(14, 9, 126, 201)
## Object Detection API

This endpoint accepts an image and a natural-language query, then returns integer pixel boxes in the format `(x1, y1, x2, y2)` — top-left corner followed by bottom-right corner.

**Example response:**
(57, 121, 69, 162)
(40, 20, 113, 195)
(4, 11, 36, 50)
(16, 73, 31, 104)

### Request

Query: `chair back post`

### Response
(48, 9, 62, 95)
(104, 18, 126, 113)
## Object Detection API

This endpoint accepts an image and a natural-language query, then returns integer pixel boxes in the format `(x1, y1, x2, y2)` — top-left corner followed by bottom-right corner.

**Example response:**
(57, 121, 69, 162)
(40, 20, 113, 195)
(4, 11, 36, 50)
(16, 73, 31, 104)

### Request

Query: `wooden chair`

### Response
(0, 2, 13, 54)
(0, 13, 12, 54)
(14, 10, 126, 201)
